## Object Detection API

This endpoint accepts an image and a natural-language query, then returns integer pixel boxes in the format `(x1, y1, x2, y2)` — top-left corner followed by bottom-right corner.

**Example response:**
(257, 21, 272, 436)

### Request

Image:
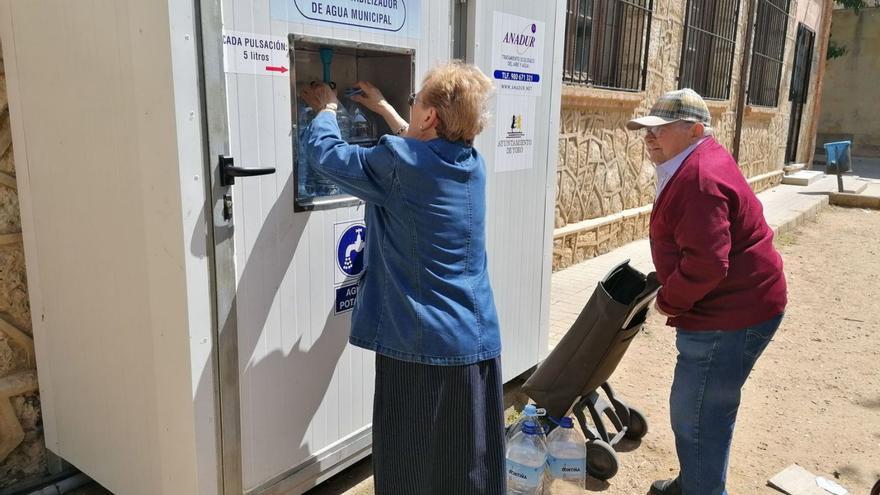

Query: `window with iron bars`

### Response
(747, 0, 791, 107)
(562, 0, 653, 91)
(678, 0, 741, 100)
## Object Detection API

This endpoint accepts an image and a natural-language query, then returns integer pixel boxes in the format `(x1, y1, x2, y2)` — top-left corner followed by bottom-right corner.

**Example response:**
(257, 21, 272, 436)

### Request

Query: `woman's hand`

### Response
(350, 81, 389, 114)
(301, 82, 339, 111)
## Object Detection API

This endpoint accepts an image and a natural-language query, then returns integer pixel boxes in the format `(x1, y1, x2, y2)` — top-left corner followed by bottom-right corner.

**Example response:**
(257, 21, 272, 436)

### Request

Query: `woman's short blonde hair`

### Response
(418, 62, 494, 144)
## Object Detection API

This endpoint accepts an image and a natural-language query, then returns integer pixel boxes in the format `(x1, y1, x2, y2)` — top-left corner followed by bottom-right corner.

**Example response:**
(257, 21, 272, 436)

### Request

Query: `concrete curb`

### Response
(771, 195, 829, 237)
(829, 192, 880, 209)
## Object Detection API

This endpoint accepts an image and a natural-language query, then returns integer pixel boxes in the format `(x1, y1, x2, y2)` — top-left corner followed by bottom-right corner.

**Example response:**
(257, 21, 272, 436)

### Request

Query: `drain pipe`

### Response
(26, 473, 92, 495)
(732, 0, 758, 162)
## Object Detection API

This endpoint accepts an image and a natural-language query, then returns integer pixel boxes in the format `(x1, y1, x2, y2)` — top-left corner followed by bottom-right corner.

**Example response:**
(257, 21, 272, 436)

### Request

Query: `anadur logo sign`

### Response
(502, 28, 537, 53)
(492, 12, 545, 96)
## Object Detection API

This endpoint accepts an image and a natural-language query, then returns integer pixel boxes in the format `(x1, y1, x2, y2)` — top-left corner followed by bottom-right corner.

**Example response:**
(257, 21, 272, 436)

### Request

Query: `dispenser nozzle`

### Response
(319, 47, 334, 84)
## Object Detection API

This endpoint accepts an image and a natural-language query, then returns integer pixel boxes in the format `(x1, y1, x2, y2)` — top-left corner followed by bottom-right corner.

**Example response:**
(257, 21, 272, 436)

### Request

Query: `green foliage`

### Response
(827, 38, 848, 59)
(826, 1, 869, 60)
(836, 0, 867, 14)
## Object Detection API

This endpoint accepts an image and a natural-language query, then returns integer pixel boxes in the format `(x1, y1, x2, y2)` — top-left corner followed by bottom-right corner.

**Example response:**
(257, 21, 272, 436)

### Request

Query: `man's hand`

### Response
(654, 299, 674, 318)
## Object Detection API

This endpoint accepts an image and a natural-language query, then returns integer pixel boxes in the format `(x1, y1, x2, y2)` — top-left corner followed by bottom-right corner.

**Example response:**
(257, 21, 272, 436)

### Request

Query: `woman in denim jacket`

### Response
(300, 62, 503, 494)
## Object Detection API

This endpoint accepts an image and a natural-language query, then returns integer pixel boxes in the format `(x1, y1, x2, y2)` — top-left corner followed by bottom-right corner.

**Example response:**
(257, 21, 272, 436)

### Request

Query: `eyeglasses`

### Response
(643, 121, 692, 137)
(408, 93, 418, 106)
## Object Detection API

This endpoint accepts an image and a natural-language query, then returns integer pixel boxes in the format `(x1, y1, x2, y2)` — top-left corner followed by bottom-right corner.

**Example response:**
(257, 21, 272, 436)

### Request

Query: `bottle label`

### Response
(546, 454, 586, 479)
(506, 459, 543, 488)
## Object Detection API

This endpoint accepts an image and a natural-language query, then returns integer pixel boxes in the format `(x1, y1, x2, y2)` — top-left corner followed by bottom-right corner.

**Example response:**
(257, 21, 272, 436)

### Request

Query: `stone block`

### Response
(0, 247, 30, 333)
(0, 187, 20, 235)
(0, 392, 47, 490)
(782, 170, 825, 186)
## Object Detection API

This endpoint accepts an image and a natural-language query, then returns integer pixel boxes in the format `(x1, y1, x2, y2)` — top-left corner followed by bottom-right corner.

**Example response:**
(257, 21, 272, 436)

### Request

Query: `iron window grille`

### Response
(747, 0, 791, 107)
(562, 0, 654, 91)
(678, 0, 741, 100)
(785, 23, 816, 163)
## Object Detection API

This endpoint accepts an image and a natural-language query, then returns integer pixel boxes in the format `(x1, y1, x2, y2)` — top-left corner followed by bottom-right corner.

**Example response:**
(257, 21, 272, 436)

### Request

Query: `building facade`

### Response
(553, 0, 832, 270)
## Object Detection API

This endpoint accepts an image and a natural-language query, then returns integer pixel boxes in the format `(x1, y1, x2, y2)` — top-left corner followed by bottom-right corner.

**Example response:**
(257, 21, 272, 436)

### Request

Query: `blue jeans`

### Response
(670, 314, 784, 495)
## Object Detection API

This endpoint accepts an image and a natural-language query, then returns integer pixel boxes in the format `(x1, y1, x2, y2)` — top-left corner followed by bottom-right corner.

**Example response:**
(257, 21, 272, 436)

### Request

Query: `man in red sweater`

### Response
(627, 89, 787, 495)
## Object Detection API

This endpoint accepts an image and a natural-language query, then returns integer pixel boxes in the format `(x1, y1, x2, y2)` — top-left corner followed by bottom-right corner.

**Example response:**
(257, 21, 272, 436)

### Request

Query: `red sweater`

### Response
(650, 138, 787, 330)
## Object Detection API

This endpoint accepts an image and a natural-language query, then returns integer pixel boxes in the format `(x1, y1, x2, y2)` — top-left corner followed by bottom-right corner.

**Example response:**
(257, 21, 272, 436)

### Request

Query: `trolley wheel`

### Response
(586, 440, 619, 480)
(624, 407, 648, 440)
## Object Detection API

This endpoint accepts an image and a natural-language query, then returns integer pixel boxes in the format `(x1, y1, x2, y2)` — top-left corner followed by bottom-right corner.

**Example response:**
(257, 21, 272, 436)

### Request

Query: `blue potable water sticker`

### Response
(335, 222, 366, 286)
(546, 454, 586, 479)
(506, 459, 543, 489)
(335, 283, 359, 315)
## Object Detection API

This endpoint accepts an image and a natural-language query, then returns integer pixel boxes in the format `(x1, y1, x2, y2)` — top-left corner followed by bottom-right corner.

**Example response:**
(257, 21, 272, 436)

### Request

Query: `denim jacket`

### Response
(307, 111, 501, 366)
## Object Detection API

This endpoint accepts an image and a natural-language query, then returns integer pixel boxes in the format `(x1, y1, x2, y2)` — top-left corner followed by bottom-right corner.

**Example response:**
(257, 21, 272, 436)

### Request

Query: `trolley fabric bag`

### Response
(522, 260, 661, 419)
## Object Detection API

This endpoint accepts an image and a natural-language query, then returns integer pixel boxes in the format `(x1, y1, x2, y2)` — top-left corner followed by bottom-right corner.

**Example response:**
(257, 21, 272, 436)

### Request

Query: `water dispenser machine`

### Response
(290, 36, 414, 210)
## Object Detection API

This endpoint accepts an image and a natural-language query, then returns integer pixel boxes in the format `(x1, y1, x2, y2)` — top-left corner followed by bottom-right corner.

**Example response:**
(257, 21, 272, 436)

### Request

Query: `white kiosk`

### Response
(0, 0, 564, 493)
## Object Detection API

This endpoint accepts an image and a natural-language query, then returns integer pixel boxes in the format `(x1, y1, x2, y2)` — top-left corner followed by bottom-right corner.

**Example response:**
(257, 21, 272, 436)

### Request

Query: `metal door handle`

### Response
(219, 155, 276, 186)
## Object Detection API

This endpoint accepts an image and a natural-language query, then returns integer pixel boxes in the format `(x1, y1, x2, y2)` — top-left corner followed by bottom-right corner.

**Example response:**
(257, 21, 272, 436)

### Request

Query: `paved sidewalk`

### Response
(547, 174, 864, 347)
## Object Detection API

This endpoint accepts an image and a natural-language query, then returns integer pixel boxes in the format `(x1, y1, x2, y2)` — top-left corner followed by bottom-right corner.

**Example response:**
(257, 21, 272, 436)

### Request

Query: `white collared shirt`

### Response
(655, 137, 708, 198)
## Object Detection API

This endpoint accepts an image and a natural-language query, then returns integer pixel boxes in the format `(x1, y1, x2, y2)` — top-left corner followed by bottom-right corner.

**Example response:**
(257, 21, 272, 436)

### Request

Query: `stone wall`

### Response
(553, 0, 829, 271)
(0, 43, 47, 488)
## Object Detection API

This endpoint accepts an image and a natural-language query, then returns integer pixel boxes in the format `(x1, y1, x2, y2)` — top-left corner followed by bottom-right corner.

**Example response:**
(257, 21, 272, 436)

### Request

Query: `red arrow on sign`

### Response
(266, 66, 288, 73)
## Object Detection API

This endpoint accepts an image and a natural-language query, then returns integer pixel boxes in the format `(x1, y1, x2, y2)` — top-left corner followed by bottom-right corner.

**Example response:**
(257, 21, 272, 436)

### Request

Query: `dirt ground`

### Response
(598, 205, 880, 494)
(70, 206, 880, 494)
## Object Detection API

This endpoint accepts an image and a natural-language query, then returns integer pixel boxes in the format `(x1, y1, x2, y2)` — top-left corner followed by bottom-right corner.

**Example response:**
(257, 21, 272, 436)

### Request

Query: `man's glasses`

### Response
(644, 121, 691, 137)
(644, 125, 666, 137)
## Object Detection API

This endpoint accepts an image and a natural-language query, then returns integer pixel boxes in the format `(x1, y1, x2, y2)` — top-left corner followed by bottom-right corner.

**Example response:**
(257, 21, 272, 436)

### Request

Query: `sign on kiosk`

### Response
(271, 0, 422, 37)
(222, 30, 290, 76)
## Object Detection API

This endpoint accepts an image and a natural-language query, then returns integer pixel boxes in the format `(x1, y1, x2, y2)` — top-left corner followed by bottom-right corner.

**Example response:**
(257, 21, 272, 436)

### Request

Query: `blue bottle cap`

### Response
(523, 404, 537, 416)
(521, 420, 542, 435)
(559, 417, 574, 429)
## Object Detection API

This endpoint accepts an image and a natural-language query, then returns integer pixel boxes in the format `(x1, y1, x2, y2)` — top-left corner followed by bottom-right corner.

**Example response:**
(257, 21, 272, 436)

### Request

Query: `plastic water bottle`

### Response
(507, 404, 546, 443)
(344, 87, 373, 143)
(297, 99, 341, 197)
(335, 100, 352, 141)
(350, 106, 373, 141)
(506, 420, 547, 495)
(296, 102, 315, 197)
(545, 417, 587, 495)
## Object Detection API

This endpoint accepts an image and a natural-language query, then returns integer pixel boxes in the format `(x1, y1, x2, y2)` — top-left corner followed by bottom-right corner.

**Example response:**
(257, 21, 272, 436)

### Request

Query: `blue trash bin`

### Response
(823, 140, 852, 174)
